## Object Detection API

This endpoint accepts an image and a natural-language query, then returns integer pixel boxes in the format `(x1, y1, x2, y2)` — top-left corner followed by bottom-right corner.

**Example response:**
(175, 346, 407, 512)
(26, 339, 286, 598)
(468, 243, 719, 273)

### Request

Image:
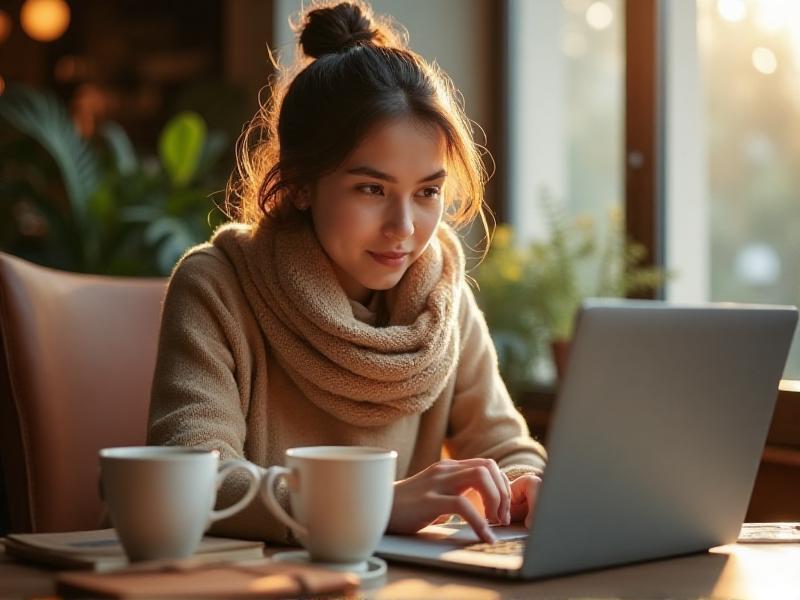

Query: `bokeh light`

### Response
(717, 0, 747, 22)
(0, 10, 12, 44)
(20, 0, 71, 42)
(585, 1, 613, 31)
(752, 46, 778, 74)
(735, 243, 781, 286)
(754, 0, 799, 33)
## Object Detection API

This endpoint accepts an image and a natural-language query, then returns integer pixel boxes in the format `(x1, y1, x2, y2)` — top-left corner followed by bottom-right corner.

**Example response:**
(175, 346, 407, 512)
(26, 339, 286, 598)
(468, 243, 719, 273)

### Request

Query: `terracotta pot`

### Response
(550, 338, 572, 382)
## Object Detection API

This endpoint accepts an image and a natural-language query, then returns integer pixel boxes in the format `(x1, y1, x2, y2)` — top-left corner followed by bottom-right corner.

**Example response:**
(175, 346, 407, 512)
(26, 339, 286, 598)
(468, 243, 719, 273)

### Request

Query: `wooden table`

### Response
(3, 542, 800, 599)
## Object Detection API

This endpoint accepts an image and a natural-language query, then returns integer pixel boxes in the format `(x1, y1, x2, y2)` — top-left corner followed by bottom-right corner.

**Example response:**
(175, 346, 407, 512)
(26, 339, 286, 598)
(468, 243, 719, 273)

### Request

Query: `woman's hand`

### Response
(508, 473, 542, 528)
(387, 458, 511, 544)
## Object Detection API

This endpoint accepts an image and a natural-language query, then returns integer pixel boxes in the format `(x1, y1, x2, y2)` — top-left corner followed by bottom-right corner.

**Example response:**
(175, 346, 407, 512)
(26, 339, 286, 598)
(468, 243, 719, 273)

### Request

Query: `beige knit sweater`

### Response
(147, 225, 547, 544)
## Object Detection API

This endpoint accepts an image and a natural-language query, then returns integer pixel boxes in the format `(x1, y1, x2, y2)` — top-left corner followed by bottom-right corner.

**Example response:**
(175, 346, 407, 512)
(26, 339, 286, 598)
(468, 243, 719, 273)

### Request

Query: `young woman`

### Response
(147, 1, 546, 545)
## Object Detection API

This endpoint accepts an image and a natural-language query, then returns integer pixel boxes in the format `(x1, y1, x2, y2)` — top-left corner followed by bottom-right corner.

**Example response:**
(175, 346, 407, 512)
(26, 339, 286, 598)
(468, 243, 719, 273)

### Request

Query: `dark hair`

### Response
(226, 0, 489, 238)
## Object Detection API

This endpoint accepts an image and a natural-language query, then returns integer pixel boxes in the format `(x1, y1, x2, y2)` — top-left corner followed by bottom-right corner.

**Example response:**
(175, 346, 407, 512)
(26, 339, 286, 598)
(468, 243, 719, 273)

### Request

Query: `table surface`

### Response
(3, 541, 800, 599)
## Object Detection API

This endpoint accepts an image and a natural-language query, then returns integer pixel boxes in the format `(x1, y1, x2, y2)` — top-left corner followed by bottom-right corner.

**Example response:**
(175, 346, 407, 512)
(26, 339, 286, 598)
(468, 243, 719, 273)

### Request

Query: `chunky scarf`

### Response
(211, 215, 465, 427)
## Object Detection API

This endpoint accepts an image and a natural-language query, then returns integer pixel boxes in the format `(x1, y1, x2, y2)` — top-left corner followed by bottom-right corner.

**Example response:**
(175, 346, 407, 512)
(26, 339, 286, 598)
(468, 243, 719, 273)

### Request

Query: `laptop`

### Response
(376, 299, 798, 579)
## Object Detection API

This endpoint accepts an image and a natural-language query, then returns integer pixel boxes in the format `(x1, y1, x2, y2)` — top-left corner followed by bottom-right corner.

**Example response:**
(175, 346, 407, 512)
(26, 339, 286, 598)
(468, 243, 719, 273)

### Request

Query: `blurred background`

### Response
(1, 1, 799, 518)
(2, 0, 799, 381)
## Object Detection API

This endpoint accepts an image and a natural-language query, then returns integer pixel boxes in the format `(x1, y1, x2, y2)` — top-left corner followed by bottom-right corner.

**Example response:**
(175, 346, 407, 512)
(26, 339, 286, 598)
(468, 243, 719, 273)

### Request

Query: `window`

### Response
(507, 0, 625, 245)
(702, 0, 800, 377)
(664, 0, 800, 379)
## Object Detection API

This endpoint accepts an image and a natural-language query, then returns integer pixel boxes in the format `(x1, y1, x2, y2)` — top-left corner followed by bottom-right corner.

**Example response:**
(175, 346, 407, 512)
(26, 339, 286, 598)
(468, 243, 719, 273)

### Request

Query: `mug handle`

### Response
(260, 466, 309, 540)
(208, 459, 261, 523)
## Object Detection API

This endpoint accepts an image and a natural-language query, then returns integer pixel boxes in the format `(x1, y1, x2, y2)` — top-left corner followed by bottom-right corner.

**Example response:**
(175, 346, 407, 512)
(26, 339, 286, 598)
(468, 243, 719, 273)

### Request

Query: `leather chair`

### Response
(0, 252, 167, 533)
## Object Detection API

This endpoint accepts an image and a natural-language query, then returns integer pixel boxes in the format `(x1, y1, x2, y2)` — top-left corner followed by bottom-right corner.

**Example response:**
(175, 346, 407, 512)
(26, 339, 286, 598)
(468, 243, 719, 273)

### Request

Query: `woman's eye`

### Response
(417, 186, 441, 199)
(358, 184, 384, 195)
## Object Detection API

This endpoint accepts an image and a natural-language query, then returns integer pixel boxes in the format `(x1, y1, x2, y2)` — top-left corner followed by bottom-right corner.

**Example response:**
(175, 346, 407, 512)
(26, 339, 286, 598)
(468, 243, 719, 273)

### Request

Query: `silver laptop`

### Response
(377, 299, 798, 579)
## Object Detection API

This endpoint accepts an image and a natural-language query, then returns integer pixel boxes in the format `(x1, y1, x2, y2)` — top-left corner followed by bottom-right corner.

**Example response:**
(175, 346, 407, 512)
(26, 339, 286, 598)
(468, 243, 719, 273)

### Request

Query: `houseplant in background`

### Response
(474, 195, 669, 387)
(0, 84, 229, 276)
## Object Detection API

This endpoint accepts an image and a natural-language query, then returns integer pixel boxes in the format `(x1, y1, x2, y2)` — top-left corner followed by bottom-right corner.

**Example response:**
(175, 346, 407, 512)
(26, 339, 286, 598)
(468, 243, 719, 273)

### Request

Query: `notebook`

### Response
(2, 528, 264, 572)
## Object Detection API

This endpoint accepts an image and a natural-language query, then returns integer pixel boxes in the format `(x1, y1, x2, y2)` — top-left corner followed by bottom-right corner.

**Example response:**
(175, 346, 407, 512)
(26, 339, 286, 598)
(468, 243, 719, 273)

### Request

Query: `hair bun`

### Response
(299, 2, 381, 58)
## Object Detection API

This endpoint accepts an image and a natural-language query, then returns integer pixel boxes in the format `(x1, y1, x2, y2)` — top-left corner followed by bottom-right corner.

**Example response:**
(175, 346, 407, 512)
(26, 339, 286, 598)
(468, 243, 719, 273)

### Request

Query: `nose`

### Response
(383, 197, 415, 240)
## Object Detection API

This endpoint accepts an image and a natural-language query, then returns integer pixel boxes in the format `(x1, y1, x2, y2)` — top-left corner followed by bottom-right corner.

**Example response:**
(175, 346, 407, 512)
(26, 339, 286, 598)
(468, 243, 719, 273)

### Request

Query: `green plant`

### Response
(475, 195, 669, 383)
(471, 224, 541, 384)
(0, 84, 229, 275)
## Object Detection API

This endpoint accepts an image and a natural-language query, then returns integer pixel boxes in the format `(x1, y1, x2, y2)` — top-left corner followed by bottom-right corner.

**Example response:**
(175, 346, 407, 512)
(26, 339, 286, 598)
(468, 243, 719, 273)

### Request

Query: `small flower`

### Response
(492, 225, 513, 248)
(500, 261, 523, 282)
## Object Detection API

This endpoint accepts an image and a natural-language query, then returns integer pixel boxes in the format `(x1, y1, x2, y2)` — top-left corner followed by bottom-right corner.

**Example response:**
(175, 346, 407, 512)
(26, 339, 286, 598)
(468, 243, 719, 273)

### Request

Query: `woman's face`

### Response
(306, 118, 447, 304)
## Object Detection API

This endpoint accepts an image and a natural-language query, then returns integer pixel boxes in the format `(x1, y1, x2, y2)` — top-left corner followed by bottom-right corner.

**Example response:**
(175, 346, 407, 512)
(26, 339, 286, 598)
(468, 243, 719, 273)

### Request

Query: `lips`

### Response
(368, 251, 410, 267)
(372, 251, 409, 259)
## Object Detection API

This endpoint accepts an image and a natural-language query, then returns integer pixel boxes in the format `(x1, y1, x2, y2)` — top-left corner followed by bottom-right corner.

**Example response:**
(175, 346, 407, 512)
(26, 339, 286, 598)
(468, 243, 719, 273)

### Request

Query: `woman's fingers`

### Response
(388, 458, 521, 541)
(525, 475, 542, 528)
(431, 494, 497, 544)
(509, 474, 542, 528)
(437, 458, 510, 525)
(445, 466, 503, 524)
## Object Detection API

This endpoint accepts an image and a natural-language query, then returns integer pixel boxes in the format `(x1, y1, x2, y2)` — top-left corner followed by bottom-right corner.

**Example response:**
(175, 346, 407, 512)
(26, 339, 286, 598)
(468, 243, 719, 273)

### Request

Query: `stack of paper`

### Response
(738, 522, 800, 543)
(2, 529, 265, 571)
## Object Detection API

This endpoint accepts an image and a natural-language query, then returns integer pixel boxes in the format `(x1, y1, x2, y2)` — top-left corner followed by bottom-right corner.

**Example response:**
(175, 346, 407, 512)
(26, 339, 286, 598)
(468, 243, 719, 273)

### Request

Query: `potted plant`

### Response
(0, 84, 229, 276)
(475, 195, 669, 385)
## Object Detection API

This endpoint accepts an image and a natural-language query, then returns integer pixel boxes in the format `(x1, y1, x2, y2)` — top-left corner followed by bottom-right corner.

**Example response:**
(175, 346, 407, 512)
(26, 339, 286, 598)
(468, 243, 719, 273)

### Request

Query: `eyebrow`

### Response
(345, 165, 447, 184)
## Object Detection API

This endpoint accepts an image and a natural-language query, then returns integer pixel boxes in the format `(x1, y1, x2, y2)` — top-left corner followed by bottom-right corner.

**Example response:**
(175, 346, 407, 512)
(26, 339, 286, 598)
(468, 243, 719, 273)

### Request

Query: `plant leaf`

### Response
(143, 216, 201, 274)
(0, 83, 101, 228)
(159, 111, 207, 187)
(100, 121, 139, 176)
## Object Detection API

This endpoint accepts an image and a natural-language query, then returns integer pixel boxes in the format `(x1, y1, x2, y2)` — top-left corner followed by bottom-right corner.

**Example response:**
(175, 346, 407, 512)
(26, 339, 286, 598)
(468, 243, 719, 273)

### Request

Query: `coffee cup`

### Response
(99, 446, 260, 562)
(260, 446, 397, 566)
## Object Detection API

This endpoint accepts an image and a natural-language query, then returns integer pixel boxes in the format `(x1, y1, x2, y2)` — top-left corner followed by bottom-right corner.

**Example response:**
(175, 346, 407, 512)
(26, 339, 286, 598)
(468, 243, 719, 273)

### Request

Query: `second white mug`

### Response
(260, 446, 397, 565)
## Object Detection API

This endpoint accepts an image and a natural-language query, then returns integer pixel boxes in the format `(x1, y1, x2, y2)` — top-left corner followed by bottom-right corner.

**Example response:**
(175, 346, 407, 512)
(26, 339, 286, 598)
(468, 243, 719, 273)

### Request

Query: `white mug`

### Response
(261, 446, 397, 565)
(99, 446, 260, 562)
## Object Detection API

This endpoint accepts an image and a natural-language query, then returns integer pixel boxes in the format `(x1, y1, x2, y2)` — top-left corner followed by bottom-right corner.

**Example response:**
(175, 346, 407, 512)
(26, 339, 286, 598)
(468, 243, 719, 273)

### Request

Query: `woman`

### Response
(148, 0, 546, 545)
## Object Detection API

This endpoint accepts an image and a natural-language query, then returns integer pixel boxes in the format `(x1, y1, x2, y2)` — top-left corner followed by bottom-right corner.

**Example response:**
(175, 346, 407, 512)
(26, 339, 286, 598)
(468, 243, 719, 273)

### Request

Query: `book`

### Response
(2, 528, 265, 572)
(738, 522, 800, 543)
(56, 559, 360, 599)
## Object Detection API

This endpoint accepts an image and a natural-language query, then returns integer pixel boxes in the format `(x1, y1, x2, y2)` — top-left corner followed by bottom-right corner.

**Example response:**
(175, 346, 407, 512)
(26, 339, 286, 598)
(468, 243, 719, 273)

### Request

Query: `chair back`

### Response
(0, 252, 166, 532)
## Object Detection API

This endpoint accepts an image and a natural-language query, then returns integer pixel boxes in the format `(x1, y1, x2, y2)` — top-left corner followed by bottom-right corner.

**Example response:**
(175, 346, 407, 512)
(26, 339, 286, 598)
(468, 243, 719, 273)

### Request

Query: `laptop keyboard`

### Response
(463, 539, 526, 556)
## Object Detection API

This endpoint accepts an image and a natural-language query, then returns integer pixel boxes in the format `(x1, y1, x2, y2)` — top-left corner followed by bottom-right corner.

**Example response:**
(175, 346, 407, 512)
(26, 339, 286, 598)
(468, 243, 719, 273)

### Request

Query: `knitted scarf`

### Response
(211, 215, 465, 427)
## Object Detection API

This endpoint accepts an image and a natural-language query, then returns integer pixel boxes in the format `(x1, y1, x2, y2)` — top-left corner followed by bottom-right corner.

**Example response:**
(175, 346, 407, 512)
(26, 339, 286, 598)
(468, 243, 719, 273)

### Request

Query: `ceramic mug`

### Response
(99, 446, 260, 561)
(261, 446, 397, 565)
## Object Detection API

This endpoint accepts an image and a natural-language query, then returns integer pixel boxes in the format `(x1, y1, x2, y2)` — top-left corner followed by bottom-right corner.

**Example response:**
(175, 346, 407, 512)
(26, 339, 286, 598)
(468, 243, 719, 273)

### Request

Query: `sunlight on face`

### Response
(308, 118, 447, 304)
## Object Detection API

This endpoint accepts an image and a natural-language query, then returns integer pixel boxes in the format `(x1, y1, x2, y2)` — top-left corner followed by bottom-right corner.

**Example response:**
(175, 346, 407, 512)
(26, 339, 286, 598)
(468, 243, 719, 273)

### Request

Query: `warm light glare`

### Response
(750, 0, 800, 68)
(0, 75, 5, 96)
(779, 379, 800, 392)
(708, 0, 800, 72)
(755, 0, 795, 32)
(752, 46, 778, 74)
(20, 0, 71, 42)
(0, 10, 12, 44)
(585, 1, 613, 30)
(717, 0, 747, 22)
